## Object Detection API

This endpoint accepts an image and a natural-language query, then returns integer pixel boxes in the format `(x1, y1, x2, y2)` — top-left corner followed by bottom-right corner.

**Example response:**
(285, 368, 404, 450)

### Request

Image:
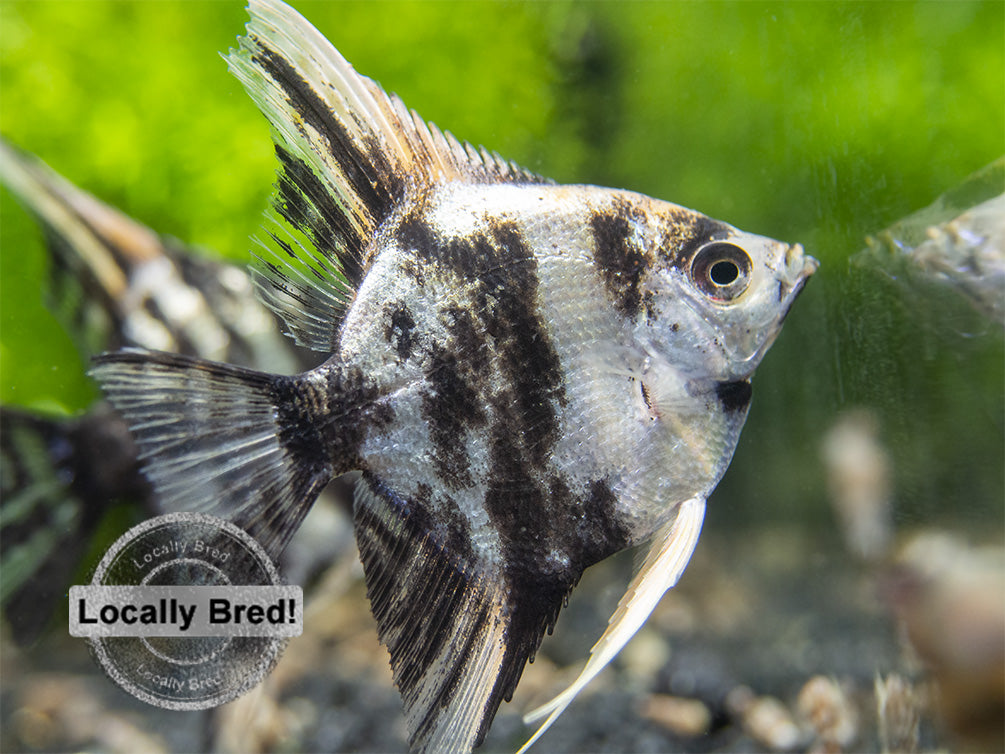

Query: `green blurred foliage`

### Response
(1, 1, 1002, 530)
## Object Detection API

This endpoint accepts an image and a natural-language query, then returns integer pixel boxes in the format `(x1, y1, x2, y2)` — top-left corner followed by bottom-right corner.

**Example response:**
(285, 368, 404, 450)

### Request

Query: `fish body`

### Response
(891, 194, 1005, 324)
(0, 404, 150, 642)
(339, 180, 785, 562)
(92, 1, 817, 751)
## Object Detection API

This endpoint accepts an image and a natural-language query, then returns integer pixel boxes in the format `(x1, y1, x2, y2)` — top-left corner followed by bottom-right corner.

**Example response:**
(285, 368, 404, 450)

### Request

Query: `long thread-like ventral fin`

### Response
(226, 0, 549, 353)
(354, 475, 567, 753)
(91, 349, 332, 561)
(517, 497, 707, 753)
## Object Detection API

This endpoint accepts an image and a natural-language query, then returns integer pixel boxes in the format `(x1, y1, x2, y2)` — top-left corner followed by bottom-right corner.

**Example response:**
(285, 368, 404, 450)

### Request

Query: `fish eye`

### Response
(690, 242, 752, 301)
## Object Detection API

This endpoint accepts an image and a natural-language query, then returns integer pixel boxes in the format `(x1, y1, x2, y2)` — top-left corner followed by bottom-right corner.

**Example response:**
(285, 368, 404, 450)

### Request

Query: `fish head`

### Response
(632, 201, 818, 385)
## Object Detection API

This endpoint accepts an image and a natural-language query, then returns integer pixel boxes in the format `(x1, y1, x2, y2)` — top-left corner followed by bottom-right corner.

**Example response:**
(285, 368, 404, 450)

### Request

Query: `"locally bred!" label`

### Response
(71, 512, 302, 710)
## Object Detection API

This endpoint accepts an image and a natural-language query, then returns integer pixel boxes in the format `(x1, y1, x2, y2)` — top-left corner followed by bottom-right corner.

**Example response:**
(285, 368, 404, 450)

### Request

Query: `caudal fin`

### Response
(91, 349, 332, 560)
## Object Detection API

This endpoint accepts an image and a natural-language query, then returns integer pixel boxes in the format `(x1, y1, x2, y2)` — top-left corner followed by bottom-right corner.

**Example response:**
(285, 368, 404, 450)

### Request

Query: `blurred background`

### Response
(1, 2, 1002, 753)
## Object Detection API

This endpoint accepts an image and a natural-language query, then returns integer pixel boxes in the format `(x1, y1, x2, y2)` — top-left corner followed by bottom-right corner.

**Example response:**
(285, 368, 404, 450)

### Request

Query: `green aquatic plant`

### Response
(1, 0, 1001, 528)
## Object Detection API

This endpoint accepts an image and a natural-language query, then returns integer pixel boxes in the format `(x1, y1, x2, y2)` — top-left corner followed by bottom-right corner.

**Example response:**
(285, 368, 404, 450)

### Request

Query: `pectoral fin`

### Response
(517, 496, 706, 753)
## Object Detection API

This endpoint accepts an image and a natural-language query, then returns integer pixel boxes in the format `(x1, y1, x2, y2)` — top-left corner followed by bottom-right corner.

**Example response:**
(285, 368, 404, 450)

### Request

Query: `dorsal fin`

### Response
(0, 138, 301, 372)
(227, 0, 549, 353)
(0, 138, 151, 355)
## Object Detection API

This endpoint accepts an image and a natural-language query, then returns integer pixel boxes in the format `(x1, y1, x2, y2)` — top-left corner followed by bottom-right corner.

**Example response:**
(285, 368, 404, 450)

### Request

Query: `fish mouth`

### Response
(775, 244, 819, 322)
(724, 244, 818, 381)
(783, 243, 819, 294)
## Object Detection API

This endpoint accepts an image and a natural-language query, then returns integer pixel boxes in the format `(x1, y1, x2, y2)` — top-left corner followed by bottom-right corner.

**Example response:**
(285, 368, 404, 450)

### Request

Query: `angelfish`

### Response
(92, 0, 818, 751)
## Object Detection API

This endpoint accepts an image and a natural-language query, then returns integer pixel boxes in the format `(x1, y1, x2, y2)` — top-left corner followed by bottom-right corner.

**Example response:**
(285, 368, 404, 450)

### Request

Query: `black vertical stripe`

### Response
(273, 146, 368, 288)
(251, 42, 406, 231)
(590, 200, 650, 318)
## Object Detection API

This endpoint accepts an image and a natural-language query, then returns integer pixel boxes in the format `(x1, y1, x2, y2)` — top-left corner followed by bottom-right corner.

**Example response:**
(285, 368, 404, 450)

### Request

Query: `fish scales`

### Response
(90, 1, 818, 751)
(354, 184, 731, 568)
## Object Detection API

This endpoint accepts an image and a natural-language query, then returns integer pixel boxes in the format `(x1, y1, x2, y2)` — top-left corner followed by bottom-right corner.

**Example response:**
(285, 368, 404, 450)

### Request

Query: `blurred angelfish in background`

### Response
(0, 139, 325, 643)
(856, 158, 1005, 326)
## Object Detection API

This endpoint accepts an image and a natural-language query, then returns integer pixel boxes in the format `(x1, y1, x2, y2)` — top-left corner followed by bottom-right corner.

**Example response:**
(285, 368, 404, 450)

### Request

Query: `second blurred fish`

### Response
(0, 139, 303, 369)
(857, 158, 1005, 326)
(0, 139, 339, 642)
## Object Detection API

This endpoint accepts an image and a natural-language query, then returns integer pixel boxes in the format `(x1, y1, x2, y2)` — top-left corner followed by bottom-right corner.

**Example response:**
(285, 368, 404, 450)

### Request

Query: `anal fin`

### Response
(353, 474, 567, 753)
(517, 496, 707, 753)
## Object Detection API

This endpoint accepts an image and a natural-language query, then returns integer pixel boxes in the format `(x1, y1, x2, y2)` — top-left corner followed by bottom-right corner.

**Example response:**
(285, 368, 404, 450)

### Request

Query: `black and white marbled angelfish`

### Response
(92, 0, 818, 751)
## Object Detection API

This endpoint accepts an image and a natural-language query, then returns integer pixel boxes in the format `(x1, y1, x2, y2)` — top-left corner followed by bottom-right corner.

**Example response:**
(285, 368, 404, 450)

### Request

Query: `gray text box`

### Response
(70, 585, 302, 637)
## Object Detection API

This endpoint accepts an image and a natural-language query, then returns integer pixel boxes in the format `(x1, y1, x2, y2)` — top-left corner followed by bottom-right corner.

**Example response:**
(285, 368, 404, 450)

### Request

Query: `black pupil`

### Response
(709, 260, 739, 286)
